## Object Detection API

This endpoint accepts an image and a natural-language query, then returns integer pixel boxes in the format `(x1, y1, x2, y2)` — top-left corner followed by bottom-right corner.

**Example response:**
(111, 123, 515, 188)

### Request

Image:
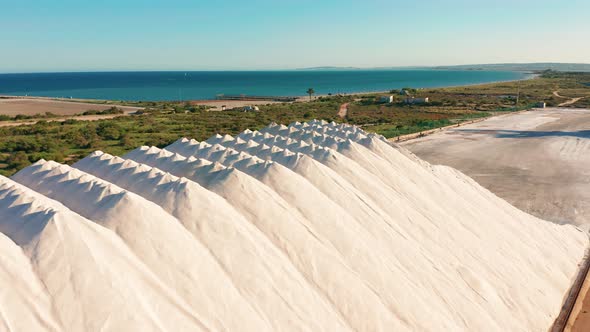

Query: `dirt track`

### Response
(566, 259, 590, 331)
(337, 103, 349, 118)
(553, 91, 586, 107)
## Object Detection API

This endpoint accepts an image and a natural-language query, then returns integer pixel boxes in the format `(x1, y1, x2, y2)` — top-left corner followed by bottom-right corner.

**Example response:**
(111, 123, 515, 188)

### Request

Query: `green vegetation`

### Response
(364, 113, 490, 139)
(0, 96, 351, 176)
(1, 71, 589, 176)
(0, 112, 61, 121)
(81, 106, 124, 116)
(0, 106, 124, 122)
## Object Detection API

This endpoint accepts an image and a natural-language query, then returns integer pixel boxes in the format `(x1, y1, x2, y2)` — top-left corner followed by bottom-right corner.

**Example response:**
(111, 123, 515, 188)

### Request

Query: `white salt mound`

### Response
(1, 120, 587, 331)
(11, 160, 266, 332)
(0, 176, 207, 332)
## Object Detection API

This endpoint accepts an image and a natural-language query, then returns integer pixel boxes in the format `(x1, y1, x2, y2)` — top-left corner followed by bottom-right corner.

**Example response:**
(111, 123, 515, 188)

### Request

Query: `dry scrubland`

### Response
(1, 120, 587, 331)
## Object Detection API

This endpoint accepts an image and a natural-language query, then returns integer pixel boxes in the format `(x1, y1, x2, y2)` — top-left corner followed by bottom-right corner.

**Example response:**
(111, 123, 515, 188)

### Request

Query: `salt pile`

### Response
(0, 176, 207, 331)
(1, 120, 587, 331)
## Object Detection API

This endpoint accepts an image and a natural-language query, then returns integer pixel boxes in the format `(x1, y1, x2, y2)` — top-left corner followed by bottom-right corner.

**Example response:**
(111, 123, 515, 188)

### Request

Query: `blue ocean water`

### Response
(0, 70, 529, 101)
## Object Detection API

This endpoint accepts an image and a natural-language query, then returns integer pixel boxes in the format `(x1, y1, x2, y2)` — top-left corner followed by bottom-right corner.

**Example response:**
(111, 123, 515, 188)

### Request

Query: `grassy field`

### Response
(1, 71, 589, 176)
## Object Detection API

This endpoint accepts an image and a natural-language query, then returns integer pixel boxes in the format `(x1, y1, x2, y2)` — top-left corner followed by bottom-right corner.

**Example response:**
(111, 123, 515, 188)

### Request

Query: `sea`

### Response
(0, 70, 530, 102)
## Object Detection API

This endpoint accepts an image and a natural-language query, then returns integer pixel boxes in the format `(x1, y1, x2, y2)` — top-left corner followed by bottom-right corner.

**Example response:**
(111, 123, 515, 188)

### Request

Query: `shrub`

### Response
(7, 151, 30, 169)
(82, 106, 124, 116)
(96, 122, 123, 140)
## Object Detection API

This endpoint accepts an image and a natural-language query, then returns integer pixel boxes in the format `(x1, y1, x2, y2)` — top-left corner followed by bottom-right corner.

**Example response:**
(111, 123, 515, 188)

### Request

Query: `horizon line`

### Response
(1, 62, 589, 75)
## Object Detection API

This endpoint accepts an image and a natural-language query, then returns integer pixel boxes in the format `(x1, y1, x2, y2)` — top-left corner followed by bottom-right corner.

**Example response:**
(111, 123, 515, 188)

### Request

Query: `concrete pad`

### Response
(402, 108, 590, 226)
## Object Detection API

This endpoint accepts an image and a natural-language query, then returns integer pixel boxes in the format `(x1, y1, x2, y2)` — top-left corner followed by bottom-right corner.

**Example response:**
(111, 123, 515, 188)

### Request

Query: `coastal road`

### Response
(402, 108, 590, 226)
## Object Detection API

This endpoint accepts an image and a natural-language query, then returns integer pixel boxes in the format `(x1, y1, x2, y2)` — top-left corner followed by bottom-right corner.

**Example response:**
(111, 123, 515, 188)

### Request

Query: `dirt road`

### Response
(553, 91, 585, 107)
(566, 259, 590, 331)
(337, 103, 349, 118)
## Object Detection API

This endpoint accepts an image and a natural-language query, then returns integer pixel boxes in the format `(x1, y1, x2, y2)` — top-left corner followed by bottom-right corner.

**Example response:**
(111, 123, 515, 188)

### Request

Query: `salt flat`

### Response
(402, 108, 590, 226)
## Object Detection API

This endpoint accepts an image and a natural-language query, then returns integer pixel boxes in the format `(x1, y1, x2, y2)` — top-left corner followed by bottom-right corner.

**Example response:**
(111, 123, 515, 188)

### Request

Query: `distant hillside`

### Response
(434, 63, 590, 72)
(295, 66, 430, 71)
(297, 63, 590, 72)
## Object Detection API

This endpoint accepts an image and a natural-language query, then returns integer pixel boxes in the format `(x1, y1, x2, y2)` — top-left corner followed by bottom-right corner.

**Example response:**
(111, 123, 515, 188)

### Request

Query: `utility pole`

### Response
(515, 80, 520, 108)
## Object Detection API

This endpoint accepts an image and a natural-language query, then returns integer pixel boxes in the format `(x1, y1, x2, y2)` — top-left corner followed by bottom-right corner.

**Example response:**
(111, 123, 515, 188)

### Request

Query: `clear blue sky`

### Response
(1, 0, 588, 72)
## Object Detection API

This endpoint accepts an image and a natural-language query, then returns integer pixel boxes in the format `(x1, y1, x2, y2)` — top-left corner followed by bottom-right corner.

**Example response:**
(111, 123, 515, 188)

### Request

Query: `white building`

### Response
(379, 95, 394, 103)
(243, 105, 260, 112)
(404, 97, 429, 104)
(535, 102, 546, 108)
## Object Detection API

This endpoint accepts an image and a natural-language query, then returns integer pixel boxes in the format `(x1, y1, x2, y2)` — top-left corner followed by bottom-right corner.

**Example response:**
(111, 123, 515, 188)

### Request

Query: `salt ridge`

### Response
(188, 128, 584, 329)
(125, 145, 404, 331)
(73, 151, 350, 331)
(0, 120, 587, 331)
(11, 161, 264, 332)
(0, 176, 207, 331)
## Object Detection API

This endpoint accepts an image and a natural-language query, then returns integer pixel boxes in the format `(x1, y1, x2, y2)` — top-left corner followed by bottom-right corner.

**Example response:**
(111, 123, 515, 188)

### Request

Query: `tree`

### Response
(120, 134, 135, 148)
(306, 88, 315, 101)
(96, 122, 122, 140)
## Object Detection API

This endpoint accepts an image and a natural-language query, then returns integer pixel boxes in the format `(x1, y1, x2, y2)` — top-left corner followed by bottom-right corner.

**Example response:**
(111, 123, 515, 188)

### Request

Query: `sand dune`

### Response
(0, 120, 587, 331)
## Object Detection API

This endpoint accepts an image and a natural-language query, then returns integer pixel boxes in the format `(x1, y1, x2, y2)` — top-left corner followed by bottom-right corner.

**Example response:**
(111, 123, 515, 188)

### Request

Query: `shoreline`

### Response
(0, 73, 541, 119)
(0, 73, 536, 104)
(314, 72, 538, 98)
(292, 73, 538, 103)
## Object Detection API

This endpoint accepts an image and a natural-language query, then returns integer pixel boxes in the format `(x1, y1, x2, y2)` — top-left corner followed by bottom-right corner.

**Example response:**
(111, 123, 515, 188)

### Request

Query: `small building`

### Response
(535, 102, 546, 108)
(243, 105, 260, 112)
(379, 95, 394, 103)
(404, 97, 429, 104)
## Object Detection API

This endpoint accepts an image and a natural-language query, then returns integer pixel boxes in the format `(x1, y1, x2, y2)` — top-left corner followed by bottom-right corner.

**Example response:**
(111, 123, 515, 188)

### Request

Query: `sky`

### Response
(0, 0, 589, 72)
